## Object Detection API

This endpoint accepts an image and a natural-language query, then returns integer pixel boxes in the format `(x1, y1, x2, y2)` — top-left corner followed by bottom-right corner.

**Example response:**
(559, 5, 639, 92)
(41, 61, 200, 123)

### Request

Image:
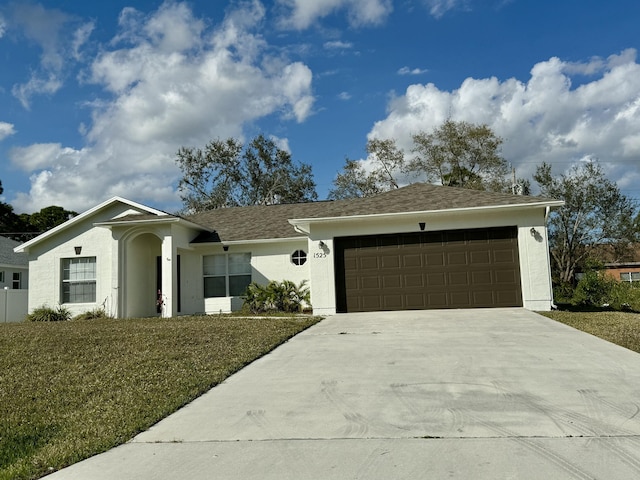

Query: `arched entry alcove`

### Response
(123, 232, 162, 318)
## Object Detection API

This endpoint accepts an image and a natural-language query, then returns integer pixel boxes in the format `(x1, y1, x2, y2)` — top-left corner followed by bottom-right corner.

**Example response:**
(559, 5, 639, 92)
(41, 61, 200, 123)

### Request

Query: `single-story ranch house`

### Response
(15, 183, 563, 317)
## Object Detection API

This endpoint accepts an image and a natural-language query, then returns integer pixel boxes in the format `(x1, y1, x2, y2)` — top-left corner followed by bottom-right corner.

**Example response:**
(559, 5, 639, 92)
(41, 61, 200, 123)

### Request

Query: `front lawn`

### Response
(539, 310, 640, 354)
(0, 314, 321, 480)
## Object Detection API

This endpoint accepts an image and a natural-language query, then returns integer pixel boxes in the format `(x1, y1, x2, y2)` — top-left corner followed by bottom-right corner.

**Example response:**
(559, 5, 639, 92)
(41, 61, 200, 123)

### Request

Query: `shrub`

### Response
(73, 308, 111, 321)
(552, 281, 575, 305)
(25, 305, 72, 322)
(572, 270, 614, 307)
(242, 280, 310, 314)
(608, 281, 640, 312)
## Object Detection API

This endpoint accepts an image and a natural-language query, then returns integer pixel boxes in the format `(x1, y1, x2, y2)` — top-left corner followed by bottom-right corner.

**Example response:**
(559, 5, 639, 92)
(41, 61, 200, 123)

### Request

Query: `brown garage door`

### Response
(334, 227, 522, 312)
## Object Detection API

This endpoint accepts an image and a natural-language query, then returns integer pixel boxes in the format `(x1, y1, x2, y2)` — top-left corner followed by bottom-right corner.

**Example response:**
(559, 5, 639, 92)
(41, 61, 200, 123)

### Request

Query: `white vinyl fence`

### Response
(0, 288, 28, 323)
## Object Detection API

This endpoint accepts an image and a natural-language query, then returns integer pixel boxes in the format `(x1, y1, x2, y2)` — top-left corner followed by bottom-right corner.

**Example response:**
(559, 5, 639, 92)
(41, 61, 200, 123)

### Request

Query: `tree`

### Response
(0, 180, 34, 241)
(409, 119, 509, 191)
(533, 161, 638, 285)
(328, 158, 383, 200)
(27, 206, 77, 232)
(177, 135, 317, 213)
(329, 121, 529, 199)
(328, 138, 404, 200)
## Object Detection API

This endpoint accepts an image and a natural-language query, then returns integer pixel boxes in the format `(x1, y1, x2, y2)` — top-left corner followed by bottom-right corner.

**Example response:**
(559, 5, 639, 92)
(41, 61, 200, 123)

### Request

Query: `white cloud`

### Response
(324, 40, 353, 50)
(277, 0, 393, 29)
(422, 0, 469, 18)
(338, 91, 352, 100)
(0, 15, 6, 37)
(0, 122, 15, 141)
(12, 74, 63, 109)
(10, 1, 315, 213)
(9, 143, 80, 171)
(7, 2, 94, 108)
(71, 21, 95, 61)
(398, 66, 428, 75)
(368, 49, 640, 195)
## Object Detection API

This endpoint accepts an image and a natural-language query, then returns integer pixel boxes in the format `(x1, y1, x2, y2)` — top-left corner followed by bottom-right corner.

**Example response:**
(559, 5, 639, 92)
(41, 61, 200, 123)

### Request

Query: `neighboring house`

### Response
(0, 235, 28, 289)
(0, 235, 29, 322)
(579, 245, 640, 284)
(605, 263, 640, 283)
(14, 183, 563, 318)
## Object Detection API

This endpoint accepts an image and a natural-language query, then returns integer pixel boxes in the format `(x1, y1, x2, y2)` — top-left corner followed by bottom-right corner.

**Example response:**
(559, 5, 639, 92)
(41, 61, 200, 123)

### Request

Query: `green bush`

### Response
(25, 305, 71, 322)
(242, 280, 310, 314)
(608, 281, 640, 312)
(73, 308, 111, 321)
(572, 270, 614, 307)
(552, 281, 575, 305)
(562, 268, 640, 312)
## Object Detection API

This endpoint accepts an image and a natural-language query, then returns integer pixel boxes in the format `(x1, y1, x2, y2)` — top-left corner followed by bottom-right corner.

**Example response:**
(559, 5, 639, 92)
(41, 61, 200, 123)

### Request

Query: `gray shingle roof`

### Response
(186, 183, 560, 243)
(0, 236, 27, 266)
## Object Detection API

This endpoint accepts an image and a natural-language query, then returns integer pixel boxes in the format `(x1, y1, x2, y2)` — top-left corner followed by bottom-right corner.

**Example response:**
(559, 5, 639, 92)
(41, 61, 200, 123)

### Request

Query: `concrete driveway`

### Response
(49, 308, 640, 479)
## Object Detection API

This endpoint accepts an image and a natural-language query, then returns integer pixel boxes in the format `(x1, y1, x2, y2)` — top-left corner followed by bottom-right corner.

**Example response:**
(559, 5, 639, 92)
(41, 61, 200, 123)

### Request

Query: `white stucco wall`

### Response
(23, 202, 130, 317)
(304, 206, 554, 315)
(187, 238, 310, 314)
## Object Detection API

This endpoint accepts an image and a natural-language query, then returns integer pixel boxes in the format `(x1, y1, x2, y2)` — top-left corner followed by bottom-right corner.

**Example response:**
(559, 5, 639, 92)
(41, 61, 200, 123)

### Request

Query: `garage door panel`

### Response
(494, 249, 517, 263)
(448, 272, 469, 285)
(449, 291, 472, 306)
(359, 256, 379, 269)
(360, 275, 381, 289)
(383, 275, 402, 288)
(471, 270, 493, 285)
(344, 256, 357, 270)
(403, 254, 423, 267)
(425, 253, 445, 266)
(470, 250, 491, 264)
(406, 294, 426, 308)
(335, 227, 522, 312)
(426, 292, 448, 307)
(497, 290, 521, 304)
(495, 269, 519, 284)
(426, 272, 446, 286)
(382, 294, 403, 309)
(361, 296, 381, 310)
(345, 276, 359, 290)
(405, 274, 424, 288)
(447, 251, 468, 265)
(472, 291, 495, 306)
(382, 255, 401, 268)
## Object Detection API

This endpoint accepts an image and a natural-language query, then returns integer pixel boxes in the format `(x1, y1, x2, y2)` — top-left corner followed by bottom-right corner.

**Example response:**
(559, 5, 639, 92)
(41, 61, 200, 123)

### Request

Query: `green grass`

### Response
(0, 314, 321, 480)
(539, 310, 640, 354)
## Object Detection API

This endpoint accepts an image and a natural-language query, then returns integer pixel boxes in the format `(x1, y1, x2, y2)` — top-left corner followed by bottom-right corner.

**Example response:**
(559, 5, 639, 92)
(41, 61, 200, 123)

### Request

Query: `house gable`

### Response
(15, 197, 171, 255)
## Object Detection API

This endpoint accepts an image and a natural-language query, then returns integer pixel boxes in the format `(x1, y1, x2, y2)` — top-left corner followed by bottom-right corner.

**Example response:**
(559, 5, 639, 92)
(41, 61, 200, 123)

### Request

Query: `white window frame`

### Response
(62, 257, 97, 303)
(620, 271, 640, 283)
(12, 272, 21, 289)
(203, 253, 251, 298)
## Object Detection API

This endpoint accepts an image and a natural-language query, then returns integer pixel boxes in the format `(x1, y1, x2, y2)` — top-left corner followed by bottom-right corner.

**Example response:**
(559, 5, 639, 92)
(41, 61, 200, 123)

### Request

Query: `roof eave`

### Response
(191, 236, 306, 246)
(288, 200, 565, 229)
(94, 217, 207, 231)
(0, 263, 28, 269)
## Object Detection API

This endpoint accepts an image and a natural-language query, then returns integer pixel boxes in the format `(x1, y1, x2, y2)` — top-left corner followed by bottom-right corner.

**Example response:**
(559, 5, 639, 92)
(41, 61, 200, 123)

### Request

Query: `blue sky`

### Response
(1, 0, 640, 214)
